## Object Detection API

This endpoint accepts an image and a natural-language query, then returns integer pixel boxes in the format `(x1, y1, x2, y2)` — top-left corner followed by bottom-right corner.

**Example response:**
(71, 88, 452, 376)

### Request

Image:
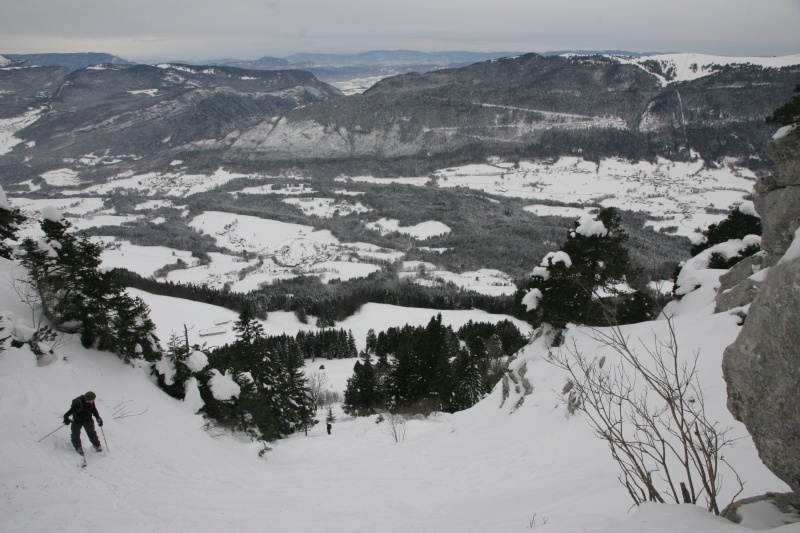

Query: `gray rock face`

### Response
(715, 254, 766, 313)
(755, 185, 800, 259)
(755, 128, 800, 259)
(723, 127, 800, 496)
(715, 279, 762, 313)
(719, 255, 763, 289)
(723, 258, 800, 495)
(763, 129, 800, 189)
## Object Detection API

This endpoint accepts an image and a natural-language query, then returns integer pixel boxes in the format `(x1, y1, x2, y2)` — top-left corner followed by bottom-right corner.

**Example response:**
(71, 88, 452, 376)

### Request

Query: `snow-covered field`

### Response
(283, 196, 372, 218)
(432, 157, 755, 238)
(5, 151, 761, 293)
(0, 252, 795, 533)
(336, 155, 756, 239)
(366, 217, 451, 240)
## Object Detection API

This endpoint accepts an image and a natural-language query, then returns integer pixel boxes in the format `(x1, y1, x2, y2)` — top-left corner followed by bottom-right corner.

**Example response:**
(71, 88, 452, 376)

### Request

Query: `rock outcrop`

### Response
(722, 126, 800, 496)
(714, 254, 766, 313)
(755, 129, 800, 262)
(723, 257, 800, 494)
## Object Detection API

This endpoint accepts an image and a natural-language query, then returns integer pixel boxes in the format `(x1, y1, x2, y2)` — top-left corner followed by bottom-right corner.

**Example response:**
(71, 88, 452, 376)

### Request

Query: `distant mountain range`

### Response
(2, 52, 131, 70)
(0, 50, 653, 84)
(1, 51, 798, 186)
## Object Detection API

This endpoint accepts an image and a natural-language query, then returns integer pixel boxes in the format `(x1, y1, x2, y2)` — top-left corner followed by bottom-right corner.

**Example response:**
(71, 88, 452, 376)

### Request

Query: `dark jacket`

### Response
(64, 396, 100, 423)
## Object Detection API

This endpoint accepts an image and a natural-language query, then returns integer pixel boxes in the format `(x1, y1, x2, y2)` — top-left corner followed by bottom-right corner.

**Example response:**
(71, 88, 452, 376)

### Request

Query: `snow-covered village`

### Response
(1, 2, 800, 532)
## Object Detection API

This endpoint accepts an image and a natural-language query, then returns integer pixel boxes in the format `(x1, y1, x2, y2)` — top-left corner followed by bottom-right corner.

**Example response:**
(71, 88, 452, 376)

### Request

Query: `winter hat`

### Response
(84, 391, 96, 401)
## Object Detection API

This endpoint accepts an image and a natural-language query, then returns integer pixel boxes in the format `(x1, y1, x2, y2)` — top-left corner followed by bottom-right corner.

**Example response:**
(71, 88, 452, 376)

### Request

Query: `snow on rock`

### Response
(185, 350, 209, 373)
(778, 227, 800, 265)
(664, 238, 756, 317)
(573, 214, 608, 237)
(773, 125, 797, 140)
(737, 200, 760, 218)
(208, 369, 240, 400)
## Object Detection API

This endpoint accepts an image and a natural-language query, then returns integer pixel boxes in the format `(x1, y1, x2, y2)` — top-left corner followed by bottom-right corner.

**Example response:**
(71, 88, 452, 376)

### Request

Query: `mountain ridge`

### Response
(1, 52, 798, 185)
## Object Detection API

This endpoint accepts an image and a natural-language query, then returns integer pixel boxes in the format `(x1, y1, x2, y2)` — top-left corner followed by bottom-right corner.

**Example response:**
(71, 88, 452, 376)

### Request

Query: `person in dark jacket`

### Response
(63, 391, 103, 455)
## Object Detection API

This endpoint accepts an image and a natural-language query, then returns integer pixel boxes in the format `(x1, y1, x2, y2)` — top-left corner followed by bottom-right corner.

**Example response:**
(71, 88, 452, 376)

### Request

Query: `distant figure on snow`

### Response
(327, 422, 332, 435)
(63, 391, 103, 455)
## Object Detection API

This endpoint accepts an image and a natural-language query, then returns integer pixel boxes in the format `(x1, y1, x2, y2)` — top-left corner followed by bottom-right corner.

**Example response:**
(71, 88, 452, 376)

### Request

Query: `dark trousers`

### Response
(71, 419, 100, 450)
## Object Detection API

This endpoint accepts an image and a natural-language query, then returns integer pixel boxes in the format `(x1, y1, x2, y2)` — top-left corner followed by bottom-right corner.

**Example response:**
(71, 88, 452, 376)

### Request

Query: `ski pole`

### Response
(37, 424, 65, 443)
(100, 426, 109, 452)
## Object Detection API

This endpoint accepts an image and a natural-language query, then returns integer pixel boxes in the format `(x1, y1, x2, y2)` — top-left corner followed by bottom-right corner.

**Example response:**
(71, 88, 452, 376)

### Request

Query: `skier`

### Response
(327, 422, 332, 435)
(63, 391, 103, 455)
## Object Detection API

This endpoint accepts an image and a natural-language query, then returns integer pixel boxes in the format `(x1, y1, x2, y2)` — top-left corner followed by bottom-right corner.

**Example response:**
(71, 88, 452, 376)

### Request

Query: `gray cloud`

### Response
(1, 0, 798, 60)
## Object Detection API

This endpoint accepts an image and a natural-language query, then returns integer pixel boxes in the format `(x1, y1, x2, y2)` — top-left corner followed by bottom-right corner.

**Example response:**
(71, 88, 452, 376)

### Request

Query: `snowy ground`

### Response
(0, 108, 43, 156)
(0, 251, 796, 532)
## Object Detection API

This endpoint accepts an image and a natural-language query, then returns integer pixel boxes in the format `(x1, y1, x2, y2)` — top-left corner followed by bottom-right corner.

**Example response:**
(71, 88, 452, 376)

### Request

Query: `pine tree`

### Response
(232, 306, 266, 352)
(520, 208, 635, 328)
(766, 83, 800, 127)
(365, 328, 377, 354)
(227, 308, 279, 440)
(690, 207, 762, 256)
(274, 344, 316, 435)
(326, 405, 336, 424)
(0, 190, 25, 259)
(452, 348, 484, 410)
(18, 215, 160, 362)
(343, 352, 381, 416)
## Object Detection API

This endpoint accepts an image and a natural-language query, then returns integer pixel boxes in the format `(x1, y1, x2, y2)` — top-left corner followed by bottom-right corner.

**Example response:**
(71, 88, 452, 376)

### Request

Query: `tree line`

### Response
(344, 316, 527, 416)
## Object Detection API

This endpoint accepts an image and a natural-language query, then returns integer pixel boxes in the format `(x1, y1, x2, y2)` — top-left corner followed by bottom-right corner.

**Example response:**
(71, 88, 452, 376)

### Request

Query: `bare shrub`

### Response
(377, 410, 407, 442)
(307, 371, 328, 408)
(317, 389, 341, 408)
(548, 317, 744, 514)
(399, 397, 440, 418)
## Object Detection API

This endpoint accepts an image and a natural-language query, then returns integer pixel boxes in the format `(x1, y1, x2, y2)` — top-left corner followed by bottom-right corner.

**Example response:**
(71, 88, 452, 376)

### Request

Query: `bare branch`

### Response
(548, 316, 743, 515)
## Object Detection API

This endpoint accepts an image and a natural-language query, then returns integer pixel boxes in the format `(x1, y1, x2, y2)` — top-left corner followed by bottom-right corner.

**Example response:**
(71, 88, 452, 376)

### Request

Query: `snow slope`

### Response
(1, 253, 795, 533)
(607, 53, 800, 86)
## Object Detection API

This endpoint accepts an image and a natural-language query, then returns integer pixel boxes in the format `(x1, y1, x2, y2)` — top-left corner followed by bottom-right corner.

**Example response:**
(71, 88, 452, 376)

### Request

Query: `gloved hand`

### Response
(64, 418, 71, 425)
(97, 418, 103, 427)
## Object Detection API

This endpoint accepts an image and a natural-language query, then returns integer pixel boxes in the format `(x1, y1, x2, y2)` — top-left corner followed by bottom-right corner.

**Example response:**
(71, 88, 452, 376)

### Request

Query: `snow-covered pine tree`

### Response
(690, 206, 761, 257)
(0, 187, 25, 259)
(18, 212, 160, 362)
(519, 207, 649, 328)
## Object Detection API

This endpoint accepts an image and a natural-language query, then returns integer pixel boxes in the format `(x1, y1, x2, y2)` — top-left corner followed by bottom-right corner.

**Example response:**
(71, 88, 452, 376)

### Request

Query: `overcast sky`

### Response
(1, 0, 798, 61)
